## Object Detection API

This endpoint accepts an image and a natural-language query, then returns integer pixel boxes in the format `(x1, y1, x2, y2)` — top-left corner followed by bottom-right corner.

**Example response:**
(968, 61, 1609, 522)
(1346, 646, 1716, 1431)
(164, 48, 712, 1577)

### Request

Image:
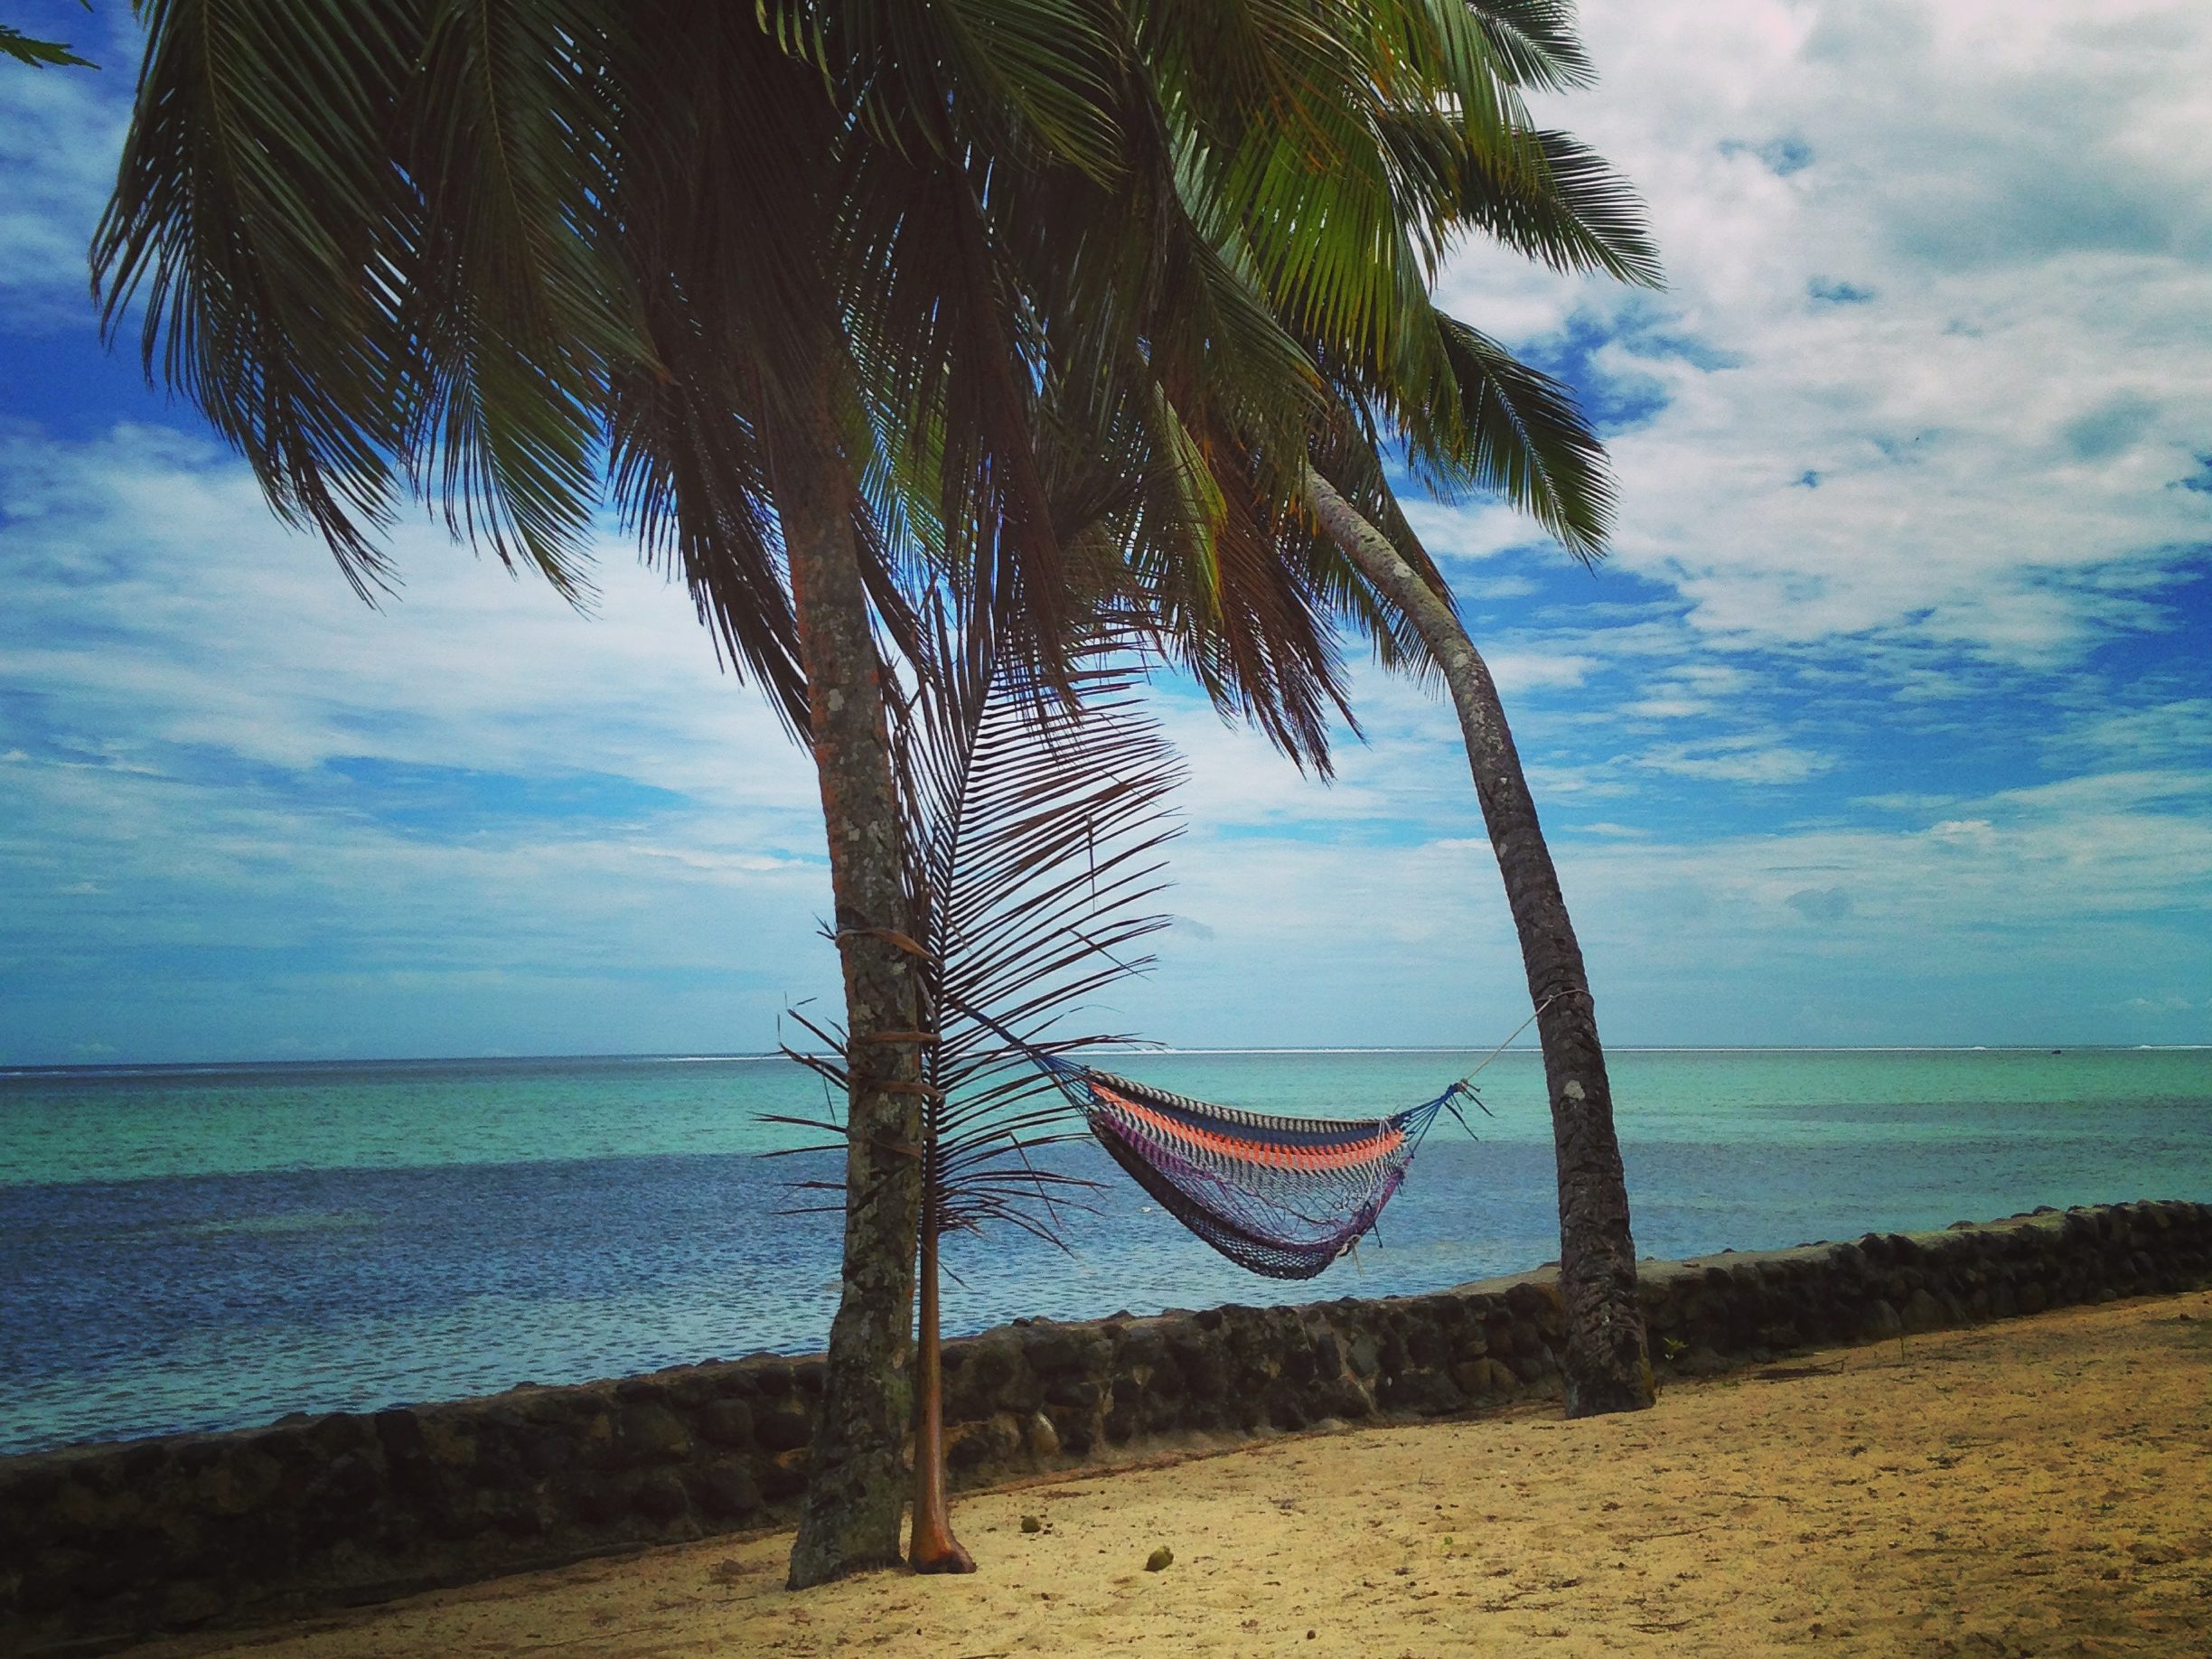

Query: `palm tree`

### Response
(93, 0, 1663, 1586)
(1035, 6, 1667, 1415)
(776, 602, 1184, 1573)
(93, 1, 1088, 1590)
(1304, 462, 1651, 1411)
(89, 0, 1364, 1588)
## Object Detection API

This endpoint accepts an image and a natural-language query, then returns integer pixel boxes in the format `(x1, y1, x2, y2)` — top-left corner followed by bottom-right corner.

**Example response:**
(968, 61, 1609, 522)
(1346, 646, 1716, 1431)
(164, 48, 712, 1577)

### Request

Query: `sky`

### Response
(3, 1, 2209, 1064)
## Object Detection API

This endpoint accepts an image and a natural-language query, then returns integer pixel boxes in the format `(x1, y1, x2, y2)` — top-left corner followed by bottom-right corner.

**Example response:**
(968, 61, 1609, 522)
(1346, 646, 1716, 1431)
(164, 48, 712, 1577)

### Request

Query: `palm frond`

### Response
(918, 594, 1183, 1235)
(2, 12, 93, 69)
(1379, 111, 1662, 286)
(773, 581, 1179, 1251)
(1402, 313, 1617, 563)
(93, 0, 424, 595)
(390, 0, 651, 598)
(1459, 0, 1597, 92)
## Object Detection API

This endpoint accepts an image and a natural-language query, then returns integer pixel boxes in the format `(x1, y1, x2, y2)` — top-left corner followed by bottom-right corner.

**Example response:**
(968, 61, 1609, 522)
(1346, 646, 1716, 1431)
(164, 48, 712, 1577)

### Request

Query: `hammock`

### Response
(1033, 1052, 1476, 1279)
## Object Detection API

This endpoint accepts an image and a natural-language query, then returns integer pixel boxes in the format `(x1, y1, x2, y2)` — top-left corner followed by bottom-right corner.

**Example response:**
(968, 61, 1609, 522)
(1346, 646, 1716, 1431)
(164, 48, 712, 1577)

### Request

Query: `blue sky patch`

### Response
(316, 758, 689, 837)
(1517, 310, 1672, 433)
(1808, 278, 1876, 305)
(1720, 136, 1814, 176)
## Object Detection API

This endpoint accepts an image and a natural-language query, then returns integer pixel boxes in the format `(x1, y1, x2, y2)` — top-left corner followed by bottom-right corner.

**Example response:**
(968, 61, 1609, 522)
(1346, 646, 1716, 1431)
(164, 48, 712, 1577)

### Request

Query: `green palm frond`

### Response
(839, 137, 1084, 666)
(1378, 111, 1663, 286)
(1405, 313, 1615, 564)
(770, 601, 1182, 1241)
(390, 0, 650, 598)
(604, 361, 807, 728)
(1493, 129, 1663, 286)
(1460, 0, 1597, 91)
(94, 0, 1651, 781)
(764, 0, 1126, 182)
(3, 6, 93, 70)
(1131, 0, 1649, 623)
(95, 0, 424, 595)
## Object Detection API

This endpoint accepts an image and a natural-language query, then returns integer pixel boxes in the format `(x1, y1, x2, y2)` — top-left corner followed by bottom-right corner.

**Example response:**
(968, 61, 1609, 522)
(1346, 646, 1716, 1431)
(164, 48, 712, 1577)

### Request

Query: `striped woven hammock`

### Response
(1035, 1054, 1476, 1279)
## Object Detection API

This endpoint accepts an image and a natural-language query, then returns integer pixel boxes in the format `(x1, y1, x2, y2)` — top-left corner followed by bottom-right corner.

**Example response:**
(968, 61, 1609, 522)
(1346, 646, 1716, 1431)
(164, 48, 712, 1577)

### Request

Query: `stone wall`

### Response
(6, 1199, 2209, 1655)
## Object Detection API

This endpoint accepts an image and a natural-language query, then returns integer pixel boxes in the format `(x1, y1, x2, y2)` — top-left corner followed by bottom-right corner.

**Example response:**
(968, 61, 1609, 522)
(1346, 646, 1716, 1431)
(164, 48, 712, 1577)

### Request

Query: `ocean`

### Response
(3, 1046, 2207, 1457)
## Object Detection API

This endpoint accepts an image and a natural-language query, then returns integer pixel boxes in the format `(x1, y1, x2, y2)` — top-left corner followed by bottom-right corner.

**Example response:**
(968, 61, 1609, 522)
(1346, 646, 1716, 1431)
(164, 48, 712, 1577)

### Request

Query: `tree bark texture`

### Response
(775, 380, 933, 1588)
(1303, 469, 1654, 1417)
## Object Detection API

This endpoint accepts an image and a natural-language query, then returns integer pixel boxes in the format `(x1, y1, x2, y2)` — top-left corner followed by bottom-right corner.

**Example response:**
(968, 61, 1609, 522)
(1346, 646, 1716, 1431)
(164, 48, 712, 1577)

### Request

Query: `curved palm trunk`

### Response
(774, 379, 933, 1588)
(1304, 469, 1654, 1417)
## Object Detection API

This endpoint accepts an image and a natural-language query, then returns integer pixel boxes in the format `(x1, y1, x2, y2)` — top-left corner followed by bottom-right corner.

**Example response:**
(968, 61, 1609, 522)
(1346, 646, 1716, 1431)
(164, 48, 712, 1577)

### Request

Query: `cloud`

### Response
(1428, 0, 2212, 674)
(2054, 697, 2212, 764)
(1636, 738, 1832, 786)
(1786, 886, 1854, 922)
(1395, 496, 1526, 564)
(0, 21, 132, 326)
(1118, 752, 2212, 1048)
(1482, 651, 1598, 693)
(2127, 994, 2196, 1015)
(0, 425, 845, 1062)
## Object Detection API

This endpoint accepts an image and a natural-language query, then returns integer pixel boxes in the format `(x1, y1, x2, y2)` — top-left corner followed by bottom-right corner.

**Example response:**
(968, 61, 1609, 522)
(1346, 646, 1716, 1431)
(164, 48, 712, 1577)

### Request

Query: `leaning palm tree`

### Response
(1110, 6, 1668, 1415)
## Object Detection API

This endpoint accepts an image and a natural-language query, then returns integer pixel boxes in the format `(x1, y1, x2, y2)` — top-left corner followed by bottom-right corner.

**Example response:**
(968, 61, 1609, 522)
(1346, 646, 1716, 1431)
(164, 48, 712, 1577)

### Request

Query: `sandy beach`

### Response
(135, 1289, 2212, 1659)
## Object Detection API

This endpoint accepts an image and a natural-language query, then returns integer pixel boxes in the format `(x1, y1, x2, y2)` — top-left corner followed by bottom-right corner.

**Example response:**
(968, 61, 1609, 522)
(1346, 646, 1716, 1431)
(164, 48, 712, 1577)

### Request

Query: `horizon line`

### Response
(5, 1043, 2207, 1077)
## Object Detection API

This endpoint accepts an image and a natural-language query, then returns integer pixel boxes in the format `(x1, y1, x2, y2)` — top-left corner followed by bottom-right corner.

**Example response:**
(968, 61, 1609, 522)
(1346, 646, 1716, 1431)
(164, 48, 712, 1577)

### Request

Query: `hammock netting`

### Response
(1039, 1058, 1470, 1279)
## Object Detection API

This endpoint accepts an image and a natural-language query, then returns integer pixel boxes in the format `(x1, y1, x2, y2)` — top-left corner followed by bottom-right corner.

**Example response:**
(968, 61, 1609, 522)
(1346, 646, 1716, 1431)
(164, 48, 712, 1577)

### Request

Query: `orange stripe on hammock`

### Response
(1091, 1084, 1404, 1173)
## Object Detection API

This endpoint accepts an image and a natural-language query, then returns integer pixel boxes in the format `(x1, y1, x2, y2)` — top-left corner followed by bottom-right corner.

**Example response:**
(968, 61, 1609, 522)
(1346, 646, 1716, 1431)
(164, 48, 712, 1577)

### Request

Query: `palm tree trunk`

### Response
(1303, 467, 1654, 1417)
(773, 378, 933, 1588)
(907, 1178, 976, 1572)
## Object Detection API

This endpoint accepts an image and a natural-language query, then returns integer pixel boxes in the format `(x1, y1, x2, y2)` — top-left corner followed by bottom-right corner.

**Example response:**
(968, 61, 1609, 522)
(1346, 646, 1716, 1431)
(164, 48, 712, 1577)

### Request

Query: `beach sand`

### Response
(145, 1289, 2212, 1658)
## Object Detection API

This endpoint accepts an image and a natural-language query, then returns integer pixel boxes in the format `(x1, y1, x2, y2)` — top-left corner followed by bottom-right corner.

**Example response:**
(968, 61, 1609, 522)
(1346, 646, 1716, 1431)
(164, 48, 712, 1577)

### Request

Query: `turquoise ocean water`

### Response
(3, 1047, 2207, 1456)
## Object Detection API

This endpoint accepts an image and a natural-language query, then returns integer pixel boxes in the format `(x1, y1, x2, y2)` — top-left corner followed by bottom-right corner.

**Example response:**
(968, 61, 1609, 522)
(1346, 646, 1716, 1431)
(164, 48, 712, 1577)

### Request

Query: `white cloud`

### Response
(2052, 697, 2212, 765)
(1481, 651, 1598, 693)
(0, 27, 131, 326)
(3, 426, 820, 811)
(1635, 737, 1832, 785)
(0, 425, 847, 1061)
(1120, 754, 2212, 1048)
(1396, 497, 1528, 563)
(1430, 0, 2212, 670)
